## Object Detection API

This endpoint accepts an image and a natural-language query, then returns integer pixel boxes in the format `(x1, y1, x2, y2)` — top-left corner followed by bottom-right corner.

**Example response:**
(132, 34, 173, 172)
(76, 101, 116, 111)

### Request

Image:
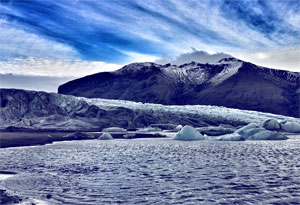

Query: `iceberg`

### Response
(235, 123, 260, 136)
(211, 133, 245, 141)
(235, 123, 288, 140)
(175, 125, 183, 131)
(261, 119, 281, 131)
(98, 132, 113, 140)
(102, 127, 127, 132)
(173, 125, 205, 140)
(137, 127, 162, 132)
(280, 121, 300, 133)
(196, 126, 235, 136)
(248, 130, 288, 140)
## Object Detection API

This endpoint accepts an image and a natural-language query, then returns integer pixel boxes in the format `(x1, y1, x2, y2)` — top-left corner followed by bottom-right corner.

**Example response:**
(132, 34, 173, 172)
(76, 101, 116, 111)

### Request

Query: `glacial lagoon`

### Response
(1, 137, 300, 204)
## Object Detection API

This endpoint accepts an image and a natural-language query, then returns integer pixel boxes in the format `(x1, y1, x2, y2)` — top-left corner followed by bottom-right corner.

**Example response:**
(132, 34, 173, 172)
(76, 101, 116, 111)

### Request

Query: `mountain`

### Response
(58, 58, 300, 117)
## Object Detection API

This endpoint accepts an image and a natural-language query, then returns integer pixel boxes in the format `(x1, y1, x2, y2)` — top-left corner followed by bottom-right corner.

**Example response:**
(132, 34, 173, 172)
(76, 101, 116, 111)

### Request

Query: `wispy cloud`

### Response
(0, 57, 121, 77)
(155, 48, 231, 65)
(0, 0, 299, 74)
(234, 45, 300, 72)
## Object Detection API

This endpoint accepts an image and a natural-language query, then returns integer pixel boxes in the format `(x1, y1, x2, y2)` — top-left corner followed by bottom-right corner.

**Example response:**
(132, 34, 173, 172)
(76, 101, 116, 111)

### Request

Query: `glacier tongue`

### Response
(1, 88, 300, 131)
(87, 97, 300, 126)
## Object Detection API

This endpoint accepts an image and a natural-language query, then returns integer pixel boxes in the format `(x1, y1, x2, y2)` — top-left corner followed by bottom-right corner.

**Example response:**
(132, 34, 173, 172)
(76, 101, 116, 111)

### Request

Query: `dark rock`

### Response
(0, 189, 22, 204)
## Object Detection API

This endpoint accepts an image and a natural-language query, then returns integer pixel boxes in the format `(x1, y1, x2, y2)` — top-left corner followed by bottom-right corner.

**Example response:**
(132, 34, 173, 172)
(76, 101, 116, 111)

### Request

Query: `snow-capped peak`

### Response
(117, 62, 160, 74)
(217, 57, 243, 64)
(210, 58, 243, 84)
(115, 58, 243, 85)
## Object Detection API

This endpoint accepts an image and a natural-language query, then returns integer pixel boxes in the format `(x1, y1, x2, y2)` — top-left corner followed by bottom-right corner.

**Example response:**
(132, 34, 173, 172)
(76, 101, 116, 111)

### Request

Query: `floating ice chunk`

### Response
(102, 127, 126, 132)
(248, 130, 288, 140)
(239, 127, 266, 138)
(196, 126, 235, 136)
(234, 123, 288, 140)
(261, 119, 281, 131)
(173, 125, 205, 140)
(98, 132, 113, 140)
(235, 123, 260, 136)
(175, 125, 183, 131)
(280, 121, 300, 133)
(123, 134, 135, 139)
(211, 133, 245, 141)
(137, 127, 161, 132)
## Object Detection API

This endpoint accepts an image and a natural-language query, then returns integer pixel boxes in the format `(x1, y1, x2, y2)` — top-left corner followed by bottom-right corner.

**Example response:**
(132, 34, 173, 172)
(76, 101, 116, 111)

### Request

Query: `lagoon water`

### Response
(1, 137, 300, 204)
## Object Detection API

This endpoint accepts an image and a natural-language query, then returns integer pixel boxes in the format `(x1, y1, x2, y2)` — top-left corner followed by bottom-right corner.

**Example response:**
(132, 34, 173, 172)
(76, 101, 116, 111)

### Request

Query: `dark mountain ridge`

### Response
(58, 58, 300, 117)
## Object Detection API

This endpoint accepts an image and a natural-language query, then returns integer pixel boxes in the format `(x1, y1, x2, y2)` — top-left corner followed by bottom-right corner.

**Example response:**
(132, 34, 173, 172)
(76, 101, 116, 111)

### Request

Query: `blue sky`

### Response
(0, 0, 299, 77)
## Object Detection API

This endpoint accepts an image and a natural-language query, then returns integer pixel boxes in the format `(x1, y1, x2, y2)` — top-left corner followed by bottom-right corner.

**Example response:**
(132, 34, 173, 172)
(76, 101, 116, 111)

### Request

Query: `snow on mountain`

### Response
(209, 58, 243, 84)
(58, 57, 300, 117)
(117, 58, 243, 85)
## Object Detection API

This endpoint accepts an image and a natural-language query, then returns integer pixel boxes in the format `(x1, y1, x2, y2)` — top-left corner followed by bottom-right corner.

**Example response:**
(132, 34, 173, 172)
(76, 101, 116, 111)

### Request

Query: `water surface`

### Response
(1, 137, 300, 204)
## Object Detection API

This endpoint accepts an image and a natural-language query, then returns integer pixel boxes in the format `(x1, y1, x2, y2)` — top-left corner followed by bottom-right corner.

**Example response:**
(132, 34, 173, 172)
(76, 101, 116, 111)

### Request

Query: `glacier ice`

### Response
(173, 125, 205, 140)
(235, 123, 288, 140)
(235, 123, 261, 136)
(261, 119, 281, 131)
(2, 89, 300, 135)
(175, 125, 183, 131)
(98, 132, 113, 140)
(247, 130, 288, 140)
(280, 121, 300, 133)
(102, 127, 127, 132)
(196, 126, 235, 136)
(137, 127, 162, 132)
(87, 97, 300, 126)
(211, 133, 245, 141)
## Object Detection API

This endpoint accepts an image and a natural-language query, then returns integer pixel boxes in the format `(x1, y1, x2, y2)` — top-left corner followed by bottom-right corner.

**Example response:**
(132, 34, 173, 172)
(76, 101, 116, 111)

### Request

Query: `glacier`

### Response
(1, 89, 300, 138)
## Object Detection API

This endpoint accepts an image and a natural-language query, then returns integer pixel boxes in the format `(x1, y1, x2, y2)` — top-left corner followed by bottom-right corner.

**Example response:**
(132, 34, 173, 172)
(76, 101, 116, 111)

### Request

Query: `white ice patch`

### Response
(210, 133, 245, 141)
(209, 61, 242, 84)
(175, 125, 183, 131)
(235, 123, 288, 140)
(137, 127, 162, 132)
(248, 130, 288, 140)
(173, 125, 205, 140)
(98, 132, 113, 140)
(280, 121, 300, 133)
(102, 127, 127, 132)
(172, 124, 288, 141)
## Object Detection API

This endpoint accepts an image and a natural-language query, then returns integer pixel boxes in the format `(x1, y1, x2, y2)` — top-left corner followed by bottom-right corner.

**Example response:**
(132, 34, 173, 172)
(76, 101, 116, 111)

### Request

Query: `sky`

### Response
(0, 0, 300, 91)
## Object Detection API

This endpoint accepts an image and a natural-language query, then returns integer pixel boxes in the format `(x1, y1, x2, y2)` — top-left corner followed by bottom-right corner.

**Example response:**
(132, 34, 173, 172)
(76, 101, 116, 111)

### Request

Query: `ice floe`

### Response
(98, 132, 113, 140)
(173, 125, 205, 140)
(280, 121, 300, 133)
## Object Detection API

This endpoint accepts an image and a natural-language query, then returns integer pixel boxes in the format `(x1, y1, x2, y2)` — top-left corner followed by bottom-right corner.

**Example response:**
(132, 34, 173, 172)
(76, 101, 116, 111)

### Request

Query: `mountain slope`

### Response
(58, 58, 300, 117)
